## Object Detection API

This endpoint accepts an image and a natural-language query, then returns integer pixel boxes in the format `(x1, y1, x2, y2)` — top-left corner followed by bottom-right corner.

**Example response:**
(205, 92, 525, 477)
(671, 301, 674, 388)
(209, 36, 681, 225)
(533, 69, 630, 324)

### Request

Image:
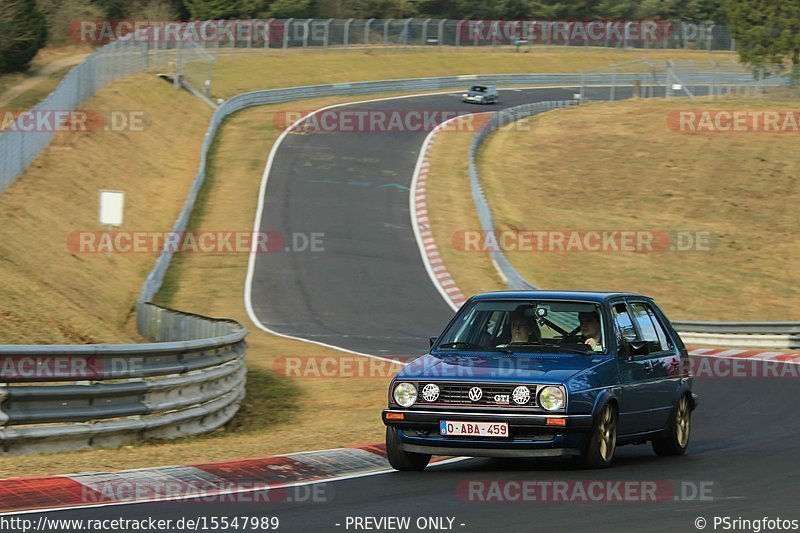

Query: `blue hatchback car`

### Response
(382, 291, 698, 470)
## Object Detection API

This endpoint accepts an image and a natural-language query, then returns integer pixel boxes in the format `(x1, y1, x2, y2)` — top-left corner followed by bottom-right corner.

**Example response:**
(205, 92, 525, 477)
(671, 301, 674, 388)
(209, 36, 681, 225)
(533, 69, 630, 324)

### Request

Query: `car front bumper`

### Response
(383, 408, 593, 457)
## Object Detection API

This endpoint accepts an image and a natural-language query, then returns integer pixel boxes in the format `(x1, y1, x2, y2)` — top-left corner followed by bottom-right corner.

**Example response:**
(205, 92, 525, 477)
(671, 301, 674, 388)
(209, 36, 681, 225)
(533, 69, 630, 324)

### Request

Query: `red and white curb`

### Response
(688, 346, 800, 363)
(411, 117, 482, 310)
(0, 444, 457, 515)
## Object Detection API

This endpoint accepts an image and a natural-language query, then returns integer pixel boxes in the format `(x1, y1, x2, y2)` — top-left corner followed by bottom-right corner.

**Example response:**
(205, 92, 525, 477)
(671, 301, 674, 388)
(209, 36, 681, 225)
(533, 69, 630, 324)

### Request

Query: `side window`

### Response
(612, 304, 637, 342)
(630, 303, 671, 353)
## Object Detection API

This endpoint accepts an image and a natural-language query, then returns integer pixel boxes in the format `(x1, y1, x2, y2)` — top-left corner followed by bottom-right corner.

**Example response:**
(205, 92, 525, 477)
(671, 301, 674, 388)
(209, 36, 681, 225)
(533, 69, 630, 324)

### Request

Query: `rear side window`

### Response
(630, 303, 672, 352)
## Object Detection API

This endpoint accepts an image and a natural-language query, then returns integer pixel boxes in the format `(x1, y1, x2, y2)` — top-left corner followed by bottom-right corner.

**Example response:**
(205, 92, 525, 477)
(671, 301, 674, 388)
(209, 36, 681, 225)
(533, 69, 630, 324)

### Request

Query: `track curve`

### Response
(246, 87, 598, 358)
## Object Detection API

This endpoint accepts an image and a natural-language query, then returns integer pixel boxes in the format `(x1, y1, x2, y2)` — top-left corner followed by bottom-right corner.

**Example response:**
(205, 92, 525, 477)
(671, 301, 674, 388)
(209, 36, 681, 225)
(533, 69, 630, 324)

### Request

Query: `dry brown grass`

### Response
(0, 73, 211, 344)
(426, 97, 800, 321)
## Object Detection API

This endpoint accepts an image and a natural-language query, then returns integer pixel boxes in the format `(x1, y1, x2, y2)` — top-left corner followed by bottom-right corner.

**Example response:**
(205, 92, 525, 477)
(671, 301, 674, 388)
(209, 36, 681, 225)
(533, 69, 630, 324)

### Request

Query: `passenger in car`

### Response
(578, 311, 603, 349)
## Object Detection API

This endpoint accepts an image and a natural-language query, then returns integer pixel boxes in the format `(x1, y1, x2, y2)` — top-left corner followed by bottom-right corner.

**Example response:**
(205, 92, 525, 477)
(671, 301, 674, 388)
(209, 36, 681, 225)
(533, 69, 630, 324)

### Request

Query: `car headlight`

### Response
(538, 386, 565, 411)
(393, 382, 417, 407)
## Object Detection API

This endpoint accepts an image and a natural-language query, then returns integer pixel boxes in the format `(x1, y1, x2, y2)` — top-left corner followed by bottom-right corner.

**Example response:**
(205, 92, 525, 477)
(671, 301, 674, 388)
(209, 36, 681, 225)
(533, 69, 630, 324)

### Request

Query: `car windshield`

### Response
(470, 85, 488, 93)
(435, 299, 607, 355)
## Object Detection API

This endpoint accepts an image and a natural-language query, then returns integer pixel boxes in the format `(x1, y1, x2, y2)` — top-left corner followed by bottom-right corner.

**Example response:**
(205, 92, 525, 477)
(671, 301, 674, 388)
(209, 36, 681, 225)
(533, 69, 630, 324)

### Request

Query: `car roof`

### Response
(469, 290, 650, 304)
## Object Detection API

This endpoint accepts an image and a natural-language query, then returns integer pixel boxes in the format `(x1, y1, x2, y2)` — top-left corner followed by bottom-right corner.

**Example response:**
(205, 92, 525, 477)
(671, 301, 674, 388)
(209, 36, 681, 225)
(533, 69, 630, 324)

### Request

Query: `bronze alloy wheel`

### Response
(598, 404, 617, 462)
(676, 395, 691, 447)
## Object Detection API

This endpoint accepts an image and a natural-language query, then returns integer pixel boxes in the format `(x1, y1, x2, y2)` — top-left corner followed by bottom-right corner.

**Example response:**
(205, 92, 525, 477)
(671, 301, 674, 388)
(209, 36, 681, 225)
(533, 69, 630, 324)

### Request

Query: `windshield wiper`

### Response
(495, 342, 545, 353)
(437, 341, 484, 351)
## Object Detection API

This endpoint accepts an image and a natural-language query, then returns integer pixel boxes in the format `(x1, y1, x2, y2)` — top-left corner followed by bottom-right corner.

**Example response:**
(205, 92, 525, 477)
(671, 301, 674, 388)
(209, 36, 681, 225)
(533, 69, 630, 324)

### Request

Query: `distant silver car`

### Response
(461, 85, 498, 104)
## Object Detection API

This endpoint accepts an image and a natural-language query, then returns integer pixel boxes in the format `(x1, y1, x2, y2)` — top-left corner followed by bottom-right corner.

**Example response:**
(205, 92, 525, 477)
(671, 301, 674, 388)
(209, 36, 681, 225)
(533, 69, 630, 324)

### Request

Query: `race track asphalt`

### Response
(247, 86, 633, 358)
(25, 366, 800, 532)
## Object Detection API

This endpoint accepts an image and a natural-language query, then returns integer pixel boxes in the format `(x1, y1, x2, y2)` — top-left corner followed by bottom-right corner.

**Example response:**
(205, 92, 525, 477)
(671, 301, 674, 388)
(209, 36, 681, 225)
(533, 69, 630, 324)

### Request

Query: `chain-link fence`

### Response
(578, 59, 786, 101)
(196, 19, 734, 52)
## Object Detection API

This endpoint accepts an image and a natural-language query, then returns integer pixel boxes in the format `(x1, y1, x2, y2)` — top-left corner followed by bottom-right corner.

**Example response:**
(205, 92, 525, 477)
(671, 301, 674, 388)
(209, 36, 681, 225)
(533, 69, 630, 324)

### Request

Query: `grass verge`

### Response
(0, 73, 211, 345)
(208, 48, 735, 98)
(425, 97, 799, 321)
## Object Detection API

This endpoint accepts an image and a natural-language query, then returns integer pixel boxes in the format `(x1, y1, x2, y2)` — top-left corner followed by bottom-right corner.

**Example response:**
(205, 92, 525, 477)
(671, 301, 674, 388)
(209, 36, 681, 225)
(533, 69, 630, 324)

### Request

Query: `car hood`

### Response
(397, 352, 608, 384)
(465, 91, 486, 97)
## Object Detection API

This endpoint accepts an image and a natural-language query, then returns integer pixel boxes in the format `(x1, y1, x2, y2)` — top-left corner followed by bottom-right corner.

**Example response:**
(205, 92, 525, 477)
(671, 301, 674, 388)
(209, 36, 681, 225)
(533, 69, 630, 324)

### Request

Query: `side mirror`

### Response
(629, 340, 650, 358)
(429, 336, 438, 348)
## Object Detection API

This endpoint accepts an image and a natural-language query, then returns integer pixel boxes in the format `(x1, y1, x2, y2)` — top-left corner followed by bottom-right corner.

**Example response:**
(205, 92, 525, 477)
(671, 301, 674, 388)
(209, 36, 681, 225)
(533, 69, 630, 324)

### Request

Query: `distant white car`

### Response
(462, 85, 498, 104)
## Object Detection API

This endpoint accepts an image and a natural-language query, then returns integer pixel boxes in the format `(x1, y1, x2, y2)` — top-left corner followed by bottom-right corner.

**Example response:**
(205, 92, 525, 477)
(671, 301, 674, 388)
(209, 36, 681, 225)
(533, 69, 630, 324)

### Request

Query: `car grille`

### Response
(418, 382, 538, 407)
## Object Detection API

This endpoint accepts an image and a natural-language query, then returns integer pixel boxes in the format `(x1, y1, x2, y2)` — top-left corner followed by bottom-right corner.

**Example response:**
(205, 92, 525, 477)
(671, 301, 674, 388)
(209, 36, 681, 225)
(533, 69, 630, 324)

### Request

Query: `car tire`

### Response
(579, 403, 617, 469)
(386, 427, 431, 471)
(652, 394, 691, 456)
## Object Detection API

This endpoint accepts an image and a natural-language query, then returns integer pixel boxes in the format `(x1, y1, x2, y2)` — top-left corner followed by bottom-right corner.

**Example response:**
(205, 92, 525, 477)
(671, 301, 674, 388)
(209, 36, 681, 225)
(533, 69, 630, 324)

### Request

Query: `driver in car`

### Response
(578, 311, 603, 350)
(509, 309, 541, 344)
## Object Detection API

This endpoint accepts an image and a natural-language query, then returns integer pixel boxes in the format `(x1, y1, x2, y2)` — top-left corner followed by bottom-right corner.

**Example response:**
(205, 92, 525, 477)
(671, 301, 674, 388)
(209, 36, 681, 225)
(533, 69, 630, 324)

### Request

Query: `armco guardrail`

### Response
(468, 99, 575, 291)
(0, 303, 246, 455)
(672, 322, 800, 349)
(467, 100, 797, 349)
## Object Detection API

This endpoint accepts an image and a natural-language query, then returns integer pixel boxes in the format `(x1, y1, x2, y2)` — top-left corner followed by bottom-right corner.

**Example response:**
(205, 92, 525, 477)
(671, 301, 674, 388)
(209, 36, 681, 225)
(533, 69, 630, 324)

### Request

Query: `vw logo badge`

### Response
(421, 383, 440, 402)
(468, 387, 483, 402)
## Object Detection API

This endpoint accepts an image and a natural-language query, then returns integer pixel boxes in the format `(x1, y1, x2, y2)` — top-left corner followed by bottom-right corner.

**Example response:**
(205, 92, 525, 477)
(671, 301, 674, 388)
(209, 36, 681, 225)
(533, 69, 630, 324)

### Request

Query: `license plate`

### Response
(439, 420, 509, 438)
